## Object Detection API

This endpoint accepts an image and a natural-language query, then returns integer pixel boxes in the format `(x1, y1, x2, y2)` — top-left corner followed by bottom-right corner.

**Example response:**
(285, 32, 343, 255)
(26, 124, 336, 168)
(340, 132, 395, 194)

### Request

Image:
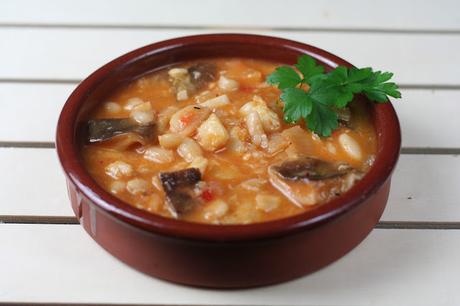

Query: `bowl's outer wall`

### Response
(68, 177, 390, 288)
(57, 34, 401, 288)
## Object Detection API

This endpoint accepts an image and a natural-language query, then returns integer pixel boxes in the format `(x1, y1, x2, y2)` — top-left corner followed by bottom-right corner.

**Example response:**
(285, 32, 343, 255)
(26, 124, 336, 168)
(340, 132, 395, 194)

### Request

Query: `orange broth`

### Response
(81, 58, 377, 224)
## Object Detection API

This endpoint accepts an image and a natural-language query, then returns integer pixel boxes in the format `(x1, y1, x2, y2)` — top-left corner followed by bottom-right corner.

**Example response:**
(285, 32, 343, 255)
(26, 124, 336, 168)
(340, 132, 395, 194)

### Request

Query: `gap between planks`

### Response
(2, 215, 460, 230)
(1, 22, 460, 35)
(1, 141, 460, 156)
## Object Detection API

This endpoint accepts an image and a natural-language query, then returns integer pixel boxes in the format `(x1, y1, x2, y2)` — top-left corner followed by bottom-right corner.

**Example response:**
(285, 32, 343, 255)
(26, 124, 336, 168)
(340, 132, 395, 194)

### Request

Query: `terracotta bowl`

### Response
(56, 33, 401, 288)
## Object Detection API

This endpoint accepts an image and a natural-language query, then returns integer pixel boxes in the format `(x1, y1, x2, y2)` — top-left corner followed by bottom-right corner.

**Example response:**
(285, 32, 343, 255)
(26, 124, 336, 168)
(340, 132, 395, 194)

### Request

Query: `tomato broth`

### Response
(81, 58, 376, 224)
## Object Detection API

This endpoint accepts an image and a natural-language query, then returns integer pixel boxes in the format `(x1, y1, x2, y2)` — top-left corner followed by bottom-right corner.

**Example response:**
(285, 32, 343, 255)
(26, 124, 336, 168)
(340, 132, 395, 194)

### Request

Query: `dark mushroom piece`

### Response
(86, 118, 155, 143)
(269, 157, 356, 207)
(168, 63, 217, 101)
(188, 63, 217, 90)
(271, 157, 352, 181)
(159, 168, 202, 218)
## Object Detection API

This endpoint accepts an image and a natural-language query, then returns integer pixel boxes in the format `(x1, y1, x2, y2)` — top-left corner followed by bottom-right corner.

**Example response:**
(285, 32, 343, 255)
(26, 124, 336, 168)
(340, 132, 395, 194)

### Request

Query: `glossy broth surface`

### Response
(82, 58, 376, 224)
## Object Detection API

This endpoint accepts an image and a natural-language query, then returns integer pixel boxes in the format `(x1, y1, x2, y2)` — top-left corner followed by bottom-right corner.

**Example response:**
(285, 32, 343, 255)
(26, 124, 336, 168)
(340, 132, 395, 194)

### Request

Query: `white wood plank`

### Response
(0, 28, 459, 85)
(0, 83, 74, 143)
(0, 148, 72, 216)
(1, 0, 459, 31)
(384, 155, 460, 222)
(1, 224, 458, 305)
(394, 89, 460, 148)
(2, 83, 459, 149)
(2, 148, 459, 222)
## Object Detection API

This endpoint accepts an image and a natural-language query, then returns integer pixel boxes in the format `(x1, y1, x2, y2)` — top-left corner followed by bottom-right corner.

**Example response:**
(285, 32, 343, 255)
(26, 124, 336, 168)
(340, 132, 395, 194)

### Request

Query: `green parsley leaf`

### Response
(281, 88, 312, 123)
(307, 102, 338, 137)
(347, 67, 373, 83)
(360, 71, 402, 102)
(308, 71, 354, 109)
(295, 55, 324, 82)
(266, 54, 401, 137)
(266, 66, 301, 89)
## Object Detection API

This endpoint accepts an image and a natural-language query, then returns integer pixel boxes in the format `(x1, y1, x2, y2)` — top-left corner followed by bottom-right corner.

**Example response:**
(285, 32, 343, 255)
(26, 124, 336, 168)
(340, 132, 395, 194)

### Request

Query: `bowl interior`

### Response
(57, 34, 401, 241)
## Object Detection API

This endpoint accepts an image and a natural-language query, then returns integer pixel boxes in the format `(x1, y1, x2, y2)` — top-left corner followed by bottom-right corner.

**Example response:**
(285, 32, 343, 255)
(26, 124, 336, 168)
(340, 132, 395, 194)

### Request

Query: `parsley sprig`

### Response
(267, 55, 401, 136)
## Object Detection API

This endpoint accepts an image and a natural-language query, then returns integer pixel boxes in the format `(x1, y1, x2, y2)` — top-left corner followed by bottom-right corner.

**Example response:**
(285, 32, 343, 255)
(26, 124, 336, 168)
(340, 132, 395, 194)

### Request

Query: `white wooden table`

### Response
(1, 1, 460, 305)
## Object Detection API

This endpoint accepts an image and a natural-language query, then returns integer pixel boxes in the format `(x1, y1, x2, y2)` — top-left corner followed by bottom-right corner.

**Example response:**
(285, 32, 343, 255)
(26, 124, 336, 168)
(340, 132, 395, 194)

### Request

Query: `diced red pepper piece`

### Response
(179, 113, 195, 126)
(201, 189, 214, 202)
(240, 86, 254, 93)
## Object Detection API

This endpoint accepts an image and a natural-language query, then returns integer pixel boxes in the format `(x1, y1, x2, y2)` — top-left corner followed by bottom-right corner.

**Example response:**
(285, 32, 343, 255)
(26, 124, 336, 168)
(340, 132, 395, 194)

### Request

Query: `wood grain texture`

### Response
(0, 224, 458, 305)
(1, 0, 459, 31)
(0, 28, 459, 85)
(0, 83, 72, 142)
(0, 148, 71, 216)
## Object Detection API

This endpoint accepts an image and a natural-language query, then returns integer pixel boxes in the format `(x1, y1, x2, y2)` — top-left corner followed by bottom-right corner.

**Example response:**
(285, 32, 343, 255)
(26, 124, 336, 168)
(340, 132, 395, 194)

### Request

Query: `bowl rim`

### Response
(56, 33, 401, 242)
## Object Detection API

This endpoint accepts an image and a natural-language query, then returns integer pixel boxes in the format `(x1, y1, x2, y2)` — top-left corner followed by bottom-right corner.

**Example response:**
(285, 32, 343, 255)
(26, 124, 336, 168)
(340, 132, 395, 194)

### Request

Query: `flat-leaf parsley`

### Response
(267, 55, 401, 136)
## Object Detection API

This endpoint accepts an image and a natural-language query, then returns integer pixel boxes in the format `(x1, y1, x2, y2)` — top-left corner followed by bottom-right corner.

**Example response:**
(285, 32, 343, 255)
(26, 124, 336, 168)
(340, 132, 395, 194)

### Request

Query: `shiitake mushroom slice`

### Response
(86, 118, 155, 143)
(169, 63, 217, 100)
(159, 168, 202, 218)
(271, 157, 352, 181)
(268, 157, 359, 207)
(188, 63, 217, 90)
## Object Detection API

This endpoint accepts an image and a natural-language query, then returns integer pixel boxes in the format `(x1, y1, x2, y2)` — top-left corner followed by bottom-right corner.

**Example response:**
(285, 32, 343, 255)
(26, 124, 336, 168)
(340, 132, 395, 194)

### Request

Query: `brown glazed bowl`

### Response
(56, 34, 401, 288)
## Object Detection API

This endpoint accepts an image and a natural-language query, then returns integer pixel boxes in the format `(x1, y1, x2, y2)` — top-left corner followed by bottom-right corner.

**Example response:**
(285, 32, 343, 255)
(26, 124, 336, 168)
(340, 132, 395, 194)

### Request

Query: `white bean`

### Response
(338, 133, 362, 160)
(169, 105, 211, 136)
(240, 96, 280, 132)
(341, 172, 364, 193)
(130, 102, 155, 125)
(199, 94, 230, 109)
(244, 111, 268, 148)
(196, 113, 229, 151)
(168, 68, 188, 78)
(158, 133, 185, 149)
(218, 75, 239, 91)
(204, 199, 229, 221)
(255, 194, 281, 212)
(126, 178, 149, 195)
(103, 101, 121, 113)
(177, 138, 203, 162)
(176, 89, 189, 101)
(109, 181, 126, 194)
(124, 97, 144, 111)
(105, 161, 133, 179)
(144, 146, 174, 163)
